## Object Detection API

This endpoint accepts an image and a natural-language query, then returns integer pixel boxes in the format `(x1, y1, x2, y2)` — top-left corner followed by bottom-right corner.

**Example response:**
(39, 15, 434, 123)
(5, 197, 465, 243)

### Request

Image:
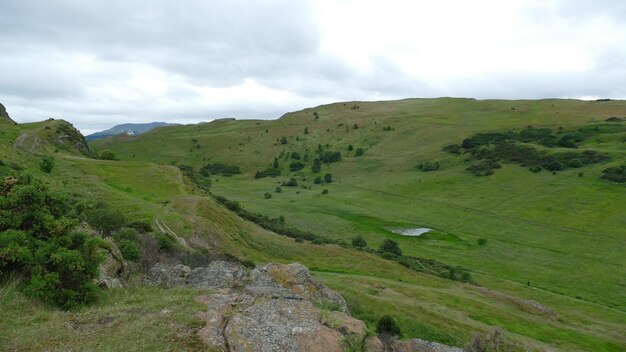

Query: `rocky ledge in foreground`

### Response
(143, 260, 463, 352)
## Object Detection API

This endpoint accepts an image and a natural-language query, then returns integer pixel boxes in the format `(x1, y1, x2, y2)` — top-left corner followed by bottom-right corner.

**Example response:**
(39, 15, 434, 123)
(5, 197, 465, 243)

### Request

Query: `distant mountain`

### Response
(86, 122, 179, 141)
(0, 103, 16, 124)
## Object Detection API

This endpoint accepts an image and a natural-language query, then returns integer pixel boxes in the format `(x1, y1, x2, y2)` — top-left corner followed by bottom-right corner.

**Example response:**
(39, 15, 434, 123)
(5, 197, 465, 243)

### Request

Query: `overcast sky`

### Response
(1, 0, 625, 134)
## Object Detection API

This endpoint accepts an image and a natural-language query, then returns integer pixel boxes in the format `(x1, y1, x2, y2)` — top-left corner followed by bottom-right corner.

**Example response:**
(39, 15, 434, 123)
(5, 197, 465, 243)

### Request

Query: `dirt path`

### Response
(155, 219, 191, 248)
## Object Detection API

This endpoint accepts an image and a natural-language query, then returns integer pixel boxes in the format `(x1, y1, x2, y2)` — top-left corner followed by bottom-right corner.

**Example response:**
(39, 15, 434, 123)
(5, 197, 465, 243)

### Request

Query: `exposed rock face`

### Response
(97, 238, 129, 289)
(145, 261, 463, 352)
(390, 339, 465, 352)
(0, 103, 15, 124)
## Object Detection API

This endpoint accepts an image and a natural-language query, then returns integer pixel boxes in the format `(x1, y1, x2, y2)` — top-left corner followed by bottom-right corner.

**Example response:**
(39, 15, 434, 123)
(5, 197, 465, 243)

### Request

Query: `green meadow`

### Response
(1, 98, 624, 351)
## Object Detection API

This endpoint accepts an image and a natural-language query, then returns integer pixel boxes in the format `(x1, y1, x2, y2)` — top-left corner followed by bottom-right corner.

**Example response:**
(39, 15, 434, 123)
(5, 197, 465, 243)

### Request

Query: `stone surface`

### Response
(97, 238, 128, 289)
(263, 263, 349, 313)
(187, 260, 248, 289)
(364, 336, 386, 352)
(225, 298, 343, 352)
(144, 263, 191, 288)
(330, 311, 367, 337)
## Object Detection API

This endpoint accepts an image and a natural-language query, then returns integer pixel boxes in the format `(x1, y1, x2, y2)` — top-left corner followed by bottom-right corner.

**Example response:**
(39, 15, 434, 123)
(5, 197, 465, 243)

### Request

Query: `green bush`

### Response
(275, 187, 282, 193)
(351, 235, 367, 248)
(289, 161, 305, 172)
(314, 176, 322, 184)
(376, 315, 401, 337)
(600, 165, 626, 183)
(99, 150, 116, 160)
(280, 136, 288, 144)
(417, 160, 440, 171)
(264, 192, 272, 199)
(284, 178, 298, 187)
(380, 239, 402, 256)
(156, 233, 175, 251)
(567, 159, 583, 168)
(478, 238, 487, 246)
(321, 189, 329, 194)
(311, 158, 321, 173)
(117, 240, 139, 261)
(355, 148, 365, 157)
(86, 207, 126, 236)
(528, 165, 542, 173)
(545, 161, 564, 171)
(0, 174, 102, 309)
(324, 173, 332, 183)
(39, 157, 54, 173)
(128, 220, 153, 233)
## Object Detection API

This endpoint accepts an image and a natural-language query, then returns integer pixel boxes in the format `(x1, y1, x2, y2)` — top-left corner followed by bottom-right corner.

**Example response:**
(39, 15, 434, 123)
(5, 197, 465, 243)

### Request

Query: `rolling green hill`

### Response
(1, 98, 625, 351)
(91, 98, 626, 350)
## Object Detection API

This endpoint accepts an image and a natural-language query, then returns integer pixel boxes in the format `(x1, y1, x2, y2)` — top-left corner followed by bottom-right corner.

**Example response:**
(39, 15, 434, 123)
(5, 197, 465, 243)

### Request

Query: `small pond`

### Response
(391, 228, 435, 237)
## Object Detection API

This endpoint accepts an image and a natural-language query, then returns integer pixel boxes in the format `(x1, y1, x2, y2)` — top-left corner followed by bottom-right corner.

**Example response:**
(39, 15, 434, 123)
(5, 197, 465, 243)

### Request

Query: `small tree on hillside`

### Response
(312, 158, 321, 173)
(379, 239, 402, 256)
(351, 235, 367, 248)
(324, 173, 332, 183)
(304, 127, 309, 134)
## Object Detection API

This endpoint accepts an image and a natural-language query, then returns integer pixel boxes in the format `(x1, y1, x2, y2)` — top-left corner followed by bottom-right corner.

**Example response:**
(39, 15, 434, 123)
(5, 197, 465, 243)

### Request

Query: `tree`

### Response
(351, 235, 367, 248)
(355, 148, 365, 157)
(273, 157, 279, 169)
(324, 173, 332, 183)
(39, 157, 54, 173)
(379, 239, 402, 256)
(348, 144, 353, 151)
(314, 176, 322, 184)
(264, 192, 272, 199)
(312, 158, 321, 173)
(304, 127, 309, 134)
(0, 173, 102, 308)
(289, 161, 304, 172)
(280, 136, 288, 145)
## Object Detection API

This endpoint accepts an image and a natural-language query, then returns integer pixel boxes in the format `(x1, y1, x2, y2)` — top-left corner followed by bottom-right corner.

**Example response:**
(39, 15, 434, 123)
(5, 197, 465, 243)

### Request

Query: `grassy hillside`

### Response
(89, 98, 626, 351)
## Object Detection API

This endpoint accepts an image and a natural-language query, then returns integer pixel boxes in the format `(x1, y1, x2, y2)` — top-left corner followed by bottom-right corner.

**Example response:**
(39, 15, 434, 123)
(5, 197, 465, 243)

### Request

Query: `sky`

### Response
(1, 0, 625, 135)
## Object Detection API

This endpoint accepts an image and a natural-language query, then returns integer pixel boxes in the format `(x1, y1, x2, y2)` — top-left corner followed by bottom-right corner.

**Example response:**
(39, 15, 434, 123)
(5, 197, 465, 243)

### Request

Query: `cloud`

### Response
(0, 0, 625, 134)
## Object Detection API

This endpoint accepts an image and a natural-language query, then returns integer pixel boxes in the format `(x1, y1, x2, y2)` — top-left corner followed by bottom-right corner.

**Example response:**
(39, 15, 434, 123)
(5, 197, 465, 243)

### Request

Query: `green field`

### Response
(1, 98, 625, 351)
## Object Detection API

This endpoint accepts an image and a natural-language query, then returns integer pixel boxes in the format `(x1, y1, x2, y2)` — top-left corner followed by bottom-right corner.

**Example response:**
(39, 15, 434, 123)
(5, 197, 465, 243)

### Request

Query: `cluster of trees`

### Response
(200, 162, 241, 177)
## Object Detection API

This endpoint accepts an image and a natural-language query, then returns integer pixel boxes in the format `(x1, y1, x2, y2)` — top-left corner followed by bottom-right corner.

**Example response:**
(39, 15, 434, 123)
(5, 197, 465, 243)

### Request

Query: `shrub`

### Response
(443, 144, 462, 154)
(348, 144, 353, 151)
(478, 238, 487, 246)
(600, 165, 626, 183)
(314, 176, 322, 184)
(304, 127, 309, 134)
(0, 174, 102, 309)
(321, 189, 329, 194)
(280, 136, 288, 144)
(117, 240, 139, 261)
(289, 161, 305, 172)
(99, 150, 116, 160)
(379, 239, 402, 256)
(291, 152, 301, 160)
(528, 165, 542, 173)
(545, 160, 564, 171)
(86, 207, 126, 236)
(128, 220, 153, 233)
(324, 173, 332, 183)
(355, 148, 365, 157)
(39, 157, 54, 173)
(275, 187, 282, 193)
(156, 233, 175, 251)
(568, 159, 583, 168)
(311, 158, 321, 173)
(200, 163, 241, 177)
(417, 160, 440, 171)
(284, 178, 298, 187)
(466, 160, 500, 176)
(264, 192, 272, 199)
(351, 235, 367, 248)
(319, 151, 341, 164)
(376, 315, 401, 337)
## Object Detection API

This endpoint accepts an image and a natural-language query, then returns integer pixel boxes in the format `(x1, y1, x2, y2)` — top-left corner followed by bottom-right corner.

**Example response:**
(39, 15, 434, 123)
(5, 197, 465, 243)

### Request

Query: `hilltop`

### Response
(0, 102, 15, 124)
(1, 98, 625, 351)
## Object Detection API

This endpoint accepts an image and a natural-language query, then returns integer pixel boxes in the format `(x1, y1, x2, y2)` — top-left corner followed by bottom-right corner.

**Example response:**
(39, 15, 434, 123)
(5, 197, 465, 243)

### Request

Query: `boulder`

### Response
(187, 260, 248, 289)
(262, 263, 349, 313)
(364, 336, 386, 352)
(143, 263, 191, 288)
(97, 238, 128, 289)
(225, 298, 344, 352)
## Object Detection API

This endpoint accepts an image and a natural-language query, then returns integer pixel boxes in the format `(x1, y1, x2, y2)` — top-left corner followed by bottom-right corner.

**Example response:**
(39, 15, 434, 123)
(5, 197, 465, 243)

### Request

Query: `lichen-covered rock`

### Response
(97, 238, 128, 289)
(329, 311, 367, 337)
(187, 260, 248, 289)
(364, 336, 386, 352)
(262, 263, 349, 313)
(143, 263, 191, 288)
(225, 298, 343, 352)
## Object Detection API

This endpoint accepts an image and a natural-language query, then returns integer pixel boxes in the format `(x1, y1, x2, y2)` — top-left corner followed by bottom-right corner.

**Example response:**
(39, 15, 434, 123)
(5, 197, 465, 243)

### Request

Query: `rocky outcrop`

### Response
(390, 339, 464, 352)
(144, 261, 463, 352)
(0, 103, 15, 124)
(97, 238, 129, 289)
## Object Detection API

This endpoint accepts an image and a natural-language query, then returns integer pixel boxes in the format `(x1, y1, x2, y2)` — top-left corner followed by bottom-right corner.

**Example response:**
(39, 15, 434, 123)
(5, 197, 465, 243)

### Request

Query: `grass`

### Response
(1, 98, 624, 351)
(0, 279, 206, 351)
